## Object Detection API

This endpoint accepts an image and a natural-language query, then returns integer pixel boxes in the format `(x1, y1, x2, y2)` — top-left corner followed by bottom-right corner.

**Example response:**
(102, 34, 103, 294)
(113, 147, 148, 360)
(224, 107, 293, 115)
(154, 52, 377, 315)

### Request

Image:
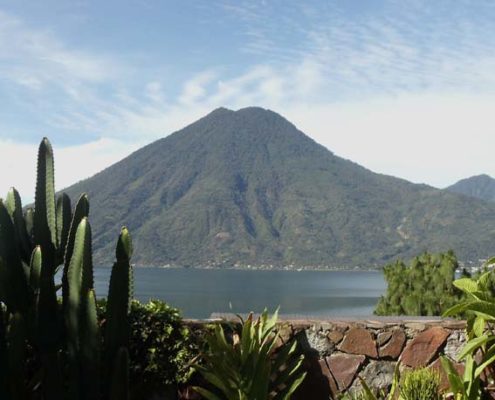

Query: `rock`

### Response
(400, 327, 449, 367)
(430, 357, 464, 392)
(292, 354, 335, 400)
(327, 330, 344, 345)
(366, 321, 386, 329)
(350, 361, 397, 395)
(377, 331, 393, 346)
(327, 353, 366, 391)
(379, 329, 406, 359)
(277, 325, 293, 344)
(305, 329, 334, 357)
(405, 322, 426, 331)
(339, 327, 378, 358)
(442, 320, 467, 330)
(318, 358, 339, 396)
(443, 330, 466, 360)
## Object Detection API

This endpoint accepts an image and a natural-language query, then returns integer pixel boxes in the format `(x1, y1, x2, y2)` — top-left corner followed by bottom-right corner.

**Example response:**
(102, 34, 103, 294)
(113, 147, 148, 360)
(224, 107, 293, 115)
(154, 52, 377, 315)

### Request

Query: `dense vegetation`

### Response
(0, 137, 310, 400)
(0, 138, 134, 399)
(447, 174, 495, 202)
(64, 107, 495, 268)
(97, 299, 194, 399)
(374, 251, 466, 316)
(193, 309, 306, 400)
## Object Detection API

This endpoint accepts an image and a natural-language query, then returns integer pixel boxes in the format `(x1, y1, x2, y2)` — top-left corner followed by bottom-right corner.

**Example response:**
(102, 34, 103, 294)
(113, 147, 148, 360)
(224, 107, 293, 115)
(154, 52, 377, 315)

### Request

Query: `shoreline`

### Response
(97, 264, 384, 272)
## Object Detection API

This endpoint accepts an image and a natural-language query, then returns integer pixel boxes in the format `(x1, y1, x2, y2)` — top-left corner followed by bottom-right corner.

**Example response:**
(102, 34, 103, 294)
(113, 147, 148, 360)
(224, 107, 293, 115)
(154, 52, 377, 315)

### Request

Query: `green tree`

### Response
(375, 251, 465, 316)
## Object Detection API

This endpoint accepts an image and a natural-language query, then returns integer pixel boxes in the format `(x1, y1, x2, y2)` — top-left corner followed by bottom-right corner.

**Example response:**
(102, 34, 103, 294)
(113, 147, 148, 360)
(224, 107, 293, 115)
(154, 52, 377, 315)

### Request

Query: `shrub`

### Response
(375, 251, 465, 316)
(98, 299, 195, 398)
(442, 265, 495, 399)
(0, 137, 133, 399)
(193, 309, 306, 400)
(399, 368, 441, 400)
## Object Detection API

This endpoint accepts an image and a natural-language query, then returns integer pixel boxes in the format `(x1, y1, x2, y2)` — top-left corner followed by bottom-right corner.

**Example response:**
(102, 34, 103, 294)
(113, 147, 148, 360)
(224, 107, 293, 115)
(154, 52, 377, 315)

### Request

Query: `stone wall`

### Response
(284, 318, 466, 399)
(186, 317, 467, 399)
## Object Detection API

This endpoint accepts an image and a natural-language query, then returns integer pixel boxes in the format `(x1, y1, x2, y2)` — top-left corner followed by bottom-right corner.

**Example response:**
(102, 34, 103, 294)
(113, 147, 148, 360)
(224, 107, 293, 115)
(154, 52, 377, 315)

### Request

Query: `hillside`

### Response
(64, 107, 495, 267)
(447, 174, 495, 202)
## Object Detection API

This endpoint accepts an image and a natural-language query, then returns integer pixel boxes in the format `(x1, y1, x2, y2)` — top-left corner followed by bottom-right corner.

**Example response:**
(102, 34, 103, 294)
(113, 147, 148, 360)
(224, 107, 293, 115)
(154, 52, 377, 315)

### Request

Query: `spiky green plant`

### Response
(193, 308, 306, 400)
(441, 263, 495, 399)
(0, 137, 134, 399)
(399, 367, 441, 400)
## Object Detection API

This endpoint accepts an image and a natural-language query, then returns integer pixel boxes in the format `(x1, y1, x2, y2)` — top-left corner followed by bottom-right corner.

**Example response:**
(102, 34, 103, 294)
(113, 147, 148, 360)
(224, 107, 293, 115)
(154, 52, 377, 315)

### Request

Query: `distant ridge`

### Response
(64, 107, 495, 267)
(447, 174, 495, 202)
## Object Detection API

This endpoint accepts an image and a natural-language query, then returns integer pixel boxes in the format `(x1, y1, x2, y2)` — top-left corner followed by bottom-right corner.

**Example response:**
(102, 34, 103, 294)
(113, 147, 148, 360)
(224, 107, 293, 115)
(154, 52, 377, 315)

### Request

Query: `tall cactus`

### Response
(5, 187, 32, 265)
(0, 306, 10, 399)
(33, 137, 57, 272)
(0, 137, 134, 399)
(62, 194, 90, 309)
(0, 200, 30, 314)
(104, 227, 133, 396)
(65, 217, 99, 400)
(56, 193, 72, 265)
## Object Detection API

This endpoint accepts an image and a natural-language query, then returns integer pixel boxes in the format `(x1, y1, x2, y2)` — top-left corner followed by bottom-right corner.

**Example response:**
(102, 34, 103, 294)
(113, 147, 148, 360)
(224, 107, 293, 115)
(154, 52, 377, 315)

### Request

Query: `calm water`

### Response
(91, 268, 386, 319)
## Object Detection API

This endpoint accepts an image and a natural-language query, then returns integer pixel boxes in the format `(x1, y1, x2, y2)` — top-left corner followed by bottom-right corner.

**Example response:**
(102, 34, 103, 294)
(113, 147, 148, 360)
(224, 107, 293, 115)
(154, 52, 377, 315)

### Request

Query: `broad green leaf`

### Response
(457, 334, 495, 360)
(454, 278, 478, 294)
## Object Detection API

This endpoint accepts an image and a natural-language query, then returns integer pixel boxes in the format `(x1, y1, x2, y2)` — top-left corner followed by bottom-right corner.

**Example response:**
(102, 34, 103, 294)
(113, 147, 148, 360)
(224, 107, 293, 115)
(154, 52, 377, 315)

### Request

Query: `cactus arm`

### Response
(6, 188, 32, 264)
(7, 312, 27, 399)
(109, 347, 130, 400)
(36, 245, 63, 400)
(62, 194, 89, 308)
(64, 217, 92, 400)
(33, 137, 57, 272)
(104, 227, 133, 393)
(24, 208, 34, 240)
(36, 248, 60, 352)
(40, 352, 64, 400)
(0, 200, 30, 313)
(80, 290, 100, 400)
(56, 193, 72, 266)
(0, 307, 10, 399)
(29, 246, 42, 292)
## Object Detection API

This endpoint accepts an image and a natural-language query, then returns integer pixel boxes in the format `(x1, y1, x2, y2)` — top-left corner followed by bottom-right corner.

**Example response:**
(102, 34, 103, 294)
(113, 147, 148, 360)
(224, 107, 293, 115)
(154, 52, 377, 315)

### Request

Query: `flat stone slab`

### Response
(379, 329, 406, 359)
(328, 330, 345, 345)
(327, 354, 366, 391)
(339, 327, 378, 358)
(400, 327, 450, 367)
(318, 358, 339, 397)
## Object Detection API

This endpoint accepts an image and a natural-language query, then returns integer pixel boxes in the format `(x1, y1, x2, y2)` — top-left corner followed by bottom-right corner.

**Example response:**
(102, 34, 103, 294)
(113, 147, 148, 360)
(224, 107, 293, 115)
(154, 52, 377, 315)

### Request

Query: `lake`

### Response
(92, 268, 386, 319)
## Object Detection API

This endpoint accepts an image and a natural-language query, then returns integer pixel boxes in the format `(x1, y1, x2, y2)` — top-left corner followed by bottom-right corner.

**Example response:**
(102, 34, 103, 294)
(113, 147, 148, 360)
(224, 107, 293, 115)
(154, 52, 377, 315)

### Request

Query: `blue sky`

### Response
(1, 0, 495, 201)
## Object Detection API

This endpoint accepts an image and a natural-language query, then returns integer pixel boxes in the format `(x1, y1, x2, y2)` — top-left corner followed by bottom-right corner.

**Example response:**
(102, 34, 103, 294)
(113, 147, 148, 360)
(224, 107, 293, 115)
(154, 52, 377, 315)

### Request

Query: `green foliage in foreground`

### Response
(97, 299, 194, 397)
(399, 368, 441, 400)
(375, 251, 465, 316)
(341, 365, 441, 400)
(442, 264, 495, 399)
(0, 137, 133, 399)
(193, 309, 306, 400)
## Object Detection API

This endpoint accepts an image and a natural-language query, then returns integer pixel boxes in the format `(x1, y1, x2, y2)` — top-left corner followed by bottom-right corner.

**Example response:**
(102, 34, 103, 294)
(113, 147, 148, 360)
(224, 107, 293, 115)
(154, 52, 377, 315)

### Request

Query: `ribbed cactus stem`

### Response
(30, 246, 42, 292)
(33, 137, 57, 273)
(56, 193, 72, 264)
(5, 188, 33, 265)
(0, 200, 30, 313)
(104, 227, 133, 394)
(62, 194, 89, 311)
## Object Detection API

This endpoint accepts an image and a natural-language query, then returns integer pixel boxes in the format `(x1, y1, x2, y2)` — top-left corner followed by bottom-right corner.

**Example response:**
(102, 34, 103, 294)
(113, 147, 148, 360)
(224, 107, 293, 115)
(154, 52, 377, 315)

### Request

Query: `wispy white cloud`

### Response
(220, 0, 495, 97)
(0, 10, 118, 89)
(2, 1, 495, 200)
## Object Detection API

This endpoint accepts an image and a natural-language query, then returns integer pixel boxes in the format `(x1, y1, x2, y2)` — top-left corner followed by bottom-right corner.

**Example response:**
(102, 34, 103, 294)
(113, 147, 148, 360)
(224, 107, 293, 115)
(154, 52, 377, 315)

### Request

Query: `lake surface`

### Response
(92, 268, 386, 319)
